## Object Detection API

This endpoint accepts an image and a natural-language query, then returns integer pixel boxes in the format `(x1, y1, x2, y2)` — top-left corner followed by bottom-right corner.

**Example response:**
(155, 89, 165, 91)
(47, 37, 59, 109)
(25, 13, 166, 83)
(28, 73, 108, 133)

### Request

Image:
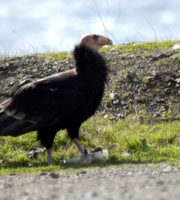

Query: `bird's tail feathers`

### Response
(0, 111, 36, 137)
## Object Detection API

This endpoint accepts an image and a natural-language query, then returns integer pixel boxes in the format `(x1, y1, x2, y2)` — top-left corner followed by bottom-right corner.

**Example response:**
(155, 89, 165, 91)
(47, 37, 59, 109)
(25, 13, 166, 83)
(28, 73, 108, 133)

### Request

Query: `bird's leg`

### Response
(47, 148, 53, 165)
(73, 138, 88, 154)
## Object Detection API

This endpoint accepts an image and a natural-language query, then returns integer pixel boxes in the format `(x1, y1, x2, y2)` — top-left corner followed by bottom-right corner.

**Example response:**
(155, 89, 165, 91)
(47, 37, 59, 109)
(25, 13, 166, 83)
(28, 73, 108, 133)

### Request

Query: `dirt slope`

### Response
(0, 43, 180, 121)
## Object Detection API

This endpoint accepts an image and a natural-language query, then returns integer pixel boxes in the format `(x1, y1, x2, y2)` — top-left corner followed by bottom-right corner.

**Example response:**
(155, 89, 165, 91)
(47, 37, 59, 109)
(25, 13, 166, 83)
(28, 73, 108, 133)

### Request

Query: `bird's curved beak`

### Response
(97, 36, 113, 48)
(107, 38, 113, 45)
(79, 34, 113, 50)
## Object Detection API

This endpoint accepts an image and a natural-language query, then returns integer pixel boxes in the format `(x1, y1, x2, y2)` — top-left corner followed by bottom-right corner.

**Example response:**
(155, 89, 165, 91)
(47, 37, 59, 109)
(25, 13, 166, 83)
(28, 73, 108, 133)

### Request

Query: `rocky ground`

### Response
(0, 43, 180, 121)
(0, 164, 180, 200)
(103, 47, 180, 121)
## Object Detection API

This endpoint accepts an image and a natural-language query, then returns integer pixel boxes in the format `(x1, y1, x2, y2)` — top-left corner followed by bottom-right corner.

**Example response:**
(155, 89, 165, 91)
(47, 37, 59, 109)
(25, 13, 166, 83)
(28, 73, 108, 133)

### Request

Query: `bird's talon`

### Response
(84, 148, 88, 154)
(90, 147, 103, 153)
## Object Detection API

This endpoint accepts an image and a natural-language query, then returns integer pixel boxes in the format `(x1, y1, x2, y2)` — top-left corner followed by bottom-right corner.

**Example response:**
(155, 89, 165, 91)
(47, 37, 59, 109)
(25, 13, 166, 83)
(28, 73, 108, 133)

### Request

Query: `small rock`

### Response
(121, 151, 130, 157)
(175, 78, 180, 83)
(172, 44, 180, 50)
(116, 113, 124, 119)
(156, 180, 164, 185)
(49, 173, 59, 179)
(77, 171, 87, 176)
(10, 173, 16, 176)
(5, 63, 10, 67)
(109, 92, 115, 99)
(39, 172, 48, 176)
(104, 114, 108, 119)
(92, 192, 98, 197)
(113, 99, 119, 104)
(152, 70, 157, 77)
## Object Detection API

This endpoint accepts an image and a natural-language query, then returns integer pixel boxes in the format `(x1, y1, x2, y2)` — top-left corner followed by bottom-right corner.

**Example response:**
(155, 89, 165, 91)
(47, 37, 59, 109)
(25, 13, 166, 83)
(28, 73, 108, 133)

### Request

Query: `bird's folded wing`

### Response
(2, 84, 85, 126)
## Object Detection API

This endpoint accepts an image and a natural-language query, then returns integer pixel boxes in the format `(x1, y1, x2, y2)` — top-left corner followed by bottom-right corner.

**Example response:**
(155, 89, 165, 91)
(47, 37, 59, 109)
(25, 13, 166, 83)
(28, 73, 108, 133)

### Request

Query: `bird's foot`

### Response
(90, 147, 102, 153)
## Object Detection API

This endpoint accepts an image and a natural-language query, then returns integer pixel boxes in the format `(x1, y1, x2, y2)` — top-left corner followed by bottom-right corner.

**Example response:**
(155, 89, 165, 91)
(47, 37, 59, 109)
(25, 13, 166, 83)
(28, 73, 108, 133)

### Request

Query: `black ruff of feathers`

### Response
(0, 45, 108, 149)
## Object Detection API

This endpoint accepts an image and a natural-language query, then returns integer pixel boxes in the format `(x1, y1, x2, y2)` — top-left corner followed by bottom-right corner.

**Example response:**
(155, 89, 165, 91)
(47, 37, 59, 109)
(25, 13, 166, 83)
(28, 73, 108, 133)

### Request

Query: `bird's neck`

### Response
(73, 45, 107, 83)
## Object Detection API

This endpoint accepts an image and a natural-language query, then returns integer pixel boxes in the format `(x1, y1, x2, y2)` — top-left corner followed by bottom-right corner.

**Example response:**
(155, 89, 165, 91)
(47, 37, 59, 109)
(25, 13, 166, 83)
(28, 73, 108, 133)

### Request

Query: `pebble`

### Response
(76, 171, 87, 176)
(49, 173, 59, 179)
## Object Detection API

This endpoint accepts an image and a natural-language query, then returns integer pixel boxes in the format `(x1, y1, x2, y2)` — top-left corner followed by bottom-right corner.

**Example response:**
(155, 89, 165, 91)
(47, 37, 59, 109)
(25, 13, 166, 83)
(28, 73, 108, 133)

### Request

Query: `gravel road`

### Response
(0, 164, 180, 200)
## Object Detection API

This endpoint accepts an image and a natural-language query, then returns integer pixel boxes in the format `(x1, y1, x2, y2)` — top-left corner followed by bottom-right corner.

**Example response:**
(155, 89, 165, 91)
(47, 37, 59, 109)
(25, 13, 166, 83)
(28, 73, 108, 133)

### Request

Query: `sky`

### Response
(0, 0, 180, 55)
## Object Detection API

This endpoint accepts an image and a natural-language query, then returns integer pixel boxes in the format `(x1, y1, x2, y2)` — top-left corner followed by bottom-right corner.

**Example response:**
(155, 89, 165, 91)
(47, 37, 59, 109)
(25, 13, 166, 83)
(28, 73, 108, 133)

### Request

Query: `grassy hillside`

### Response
(0, 41, 180, 174)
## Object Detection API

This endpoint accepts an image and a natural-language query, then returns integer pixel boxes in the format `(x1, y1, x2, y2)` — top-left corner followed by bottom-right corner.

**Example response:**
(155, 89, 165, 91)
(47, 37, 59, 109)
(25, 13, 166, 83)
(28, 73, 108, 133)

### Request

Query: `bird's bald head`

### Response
(78, 34, 113, 50)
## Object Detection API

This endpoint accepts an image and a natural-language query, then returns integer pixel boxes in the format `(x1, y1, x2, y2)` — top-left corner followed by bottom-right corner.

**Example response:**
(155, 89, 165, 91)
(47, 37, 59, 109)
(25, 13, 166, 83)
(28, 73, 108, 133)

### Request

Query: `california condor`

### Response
(0, 34, 112, 165)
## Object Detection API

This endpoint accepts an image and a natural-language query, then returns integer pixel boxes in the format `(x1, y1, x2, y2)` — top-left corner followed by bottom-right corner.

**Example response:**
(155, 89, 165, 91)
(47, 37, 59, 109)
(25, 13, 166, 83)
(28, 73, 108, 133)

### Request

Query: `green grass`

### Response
(45, 51, 71, 61)
(101, 40, 180, 53)
(0, 114, 180, 175)
(41, 40, 180, 62)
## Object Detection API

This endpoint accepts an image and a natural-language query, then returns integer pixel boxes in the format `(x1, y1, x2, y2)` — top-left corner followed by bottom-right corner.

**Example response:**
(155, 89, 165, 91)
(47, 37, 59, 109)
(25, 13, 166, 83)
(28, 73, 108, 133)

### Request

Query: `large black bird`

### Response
(0, 34, 112, 165)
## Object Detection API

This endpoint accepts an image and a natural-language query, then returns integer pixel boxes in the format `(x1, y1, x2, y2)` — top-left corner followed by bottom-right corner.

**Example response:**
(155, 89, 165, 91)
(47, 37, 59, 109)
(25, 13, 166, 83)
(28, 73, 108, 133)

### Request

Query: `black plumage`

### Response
(0, 34, 112, 164)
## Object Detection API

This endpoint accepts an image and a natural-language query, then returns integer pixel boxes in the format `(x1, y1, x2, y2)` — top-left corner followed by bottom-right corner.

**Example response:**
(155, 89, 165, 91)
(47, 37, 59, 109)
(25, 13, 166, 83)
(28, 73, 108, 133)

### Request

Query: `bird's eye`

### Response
(92, 35, 98, 40)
